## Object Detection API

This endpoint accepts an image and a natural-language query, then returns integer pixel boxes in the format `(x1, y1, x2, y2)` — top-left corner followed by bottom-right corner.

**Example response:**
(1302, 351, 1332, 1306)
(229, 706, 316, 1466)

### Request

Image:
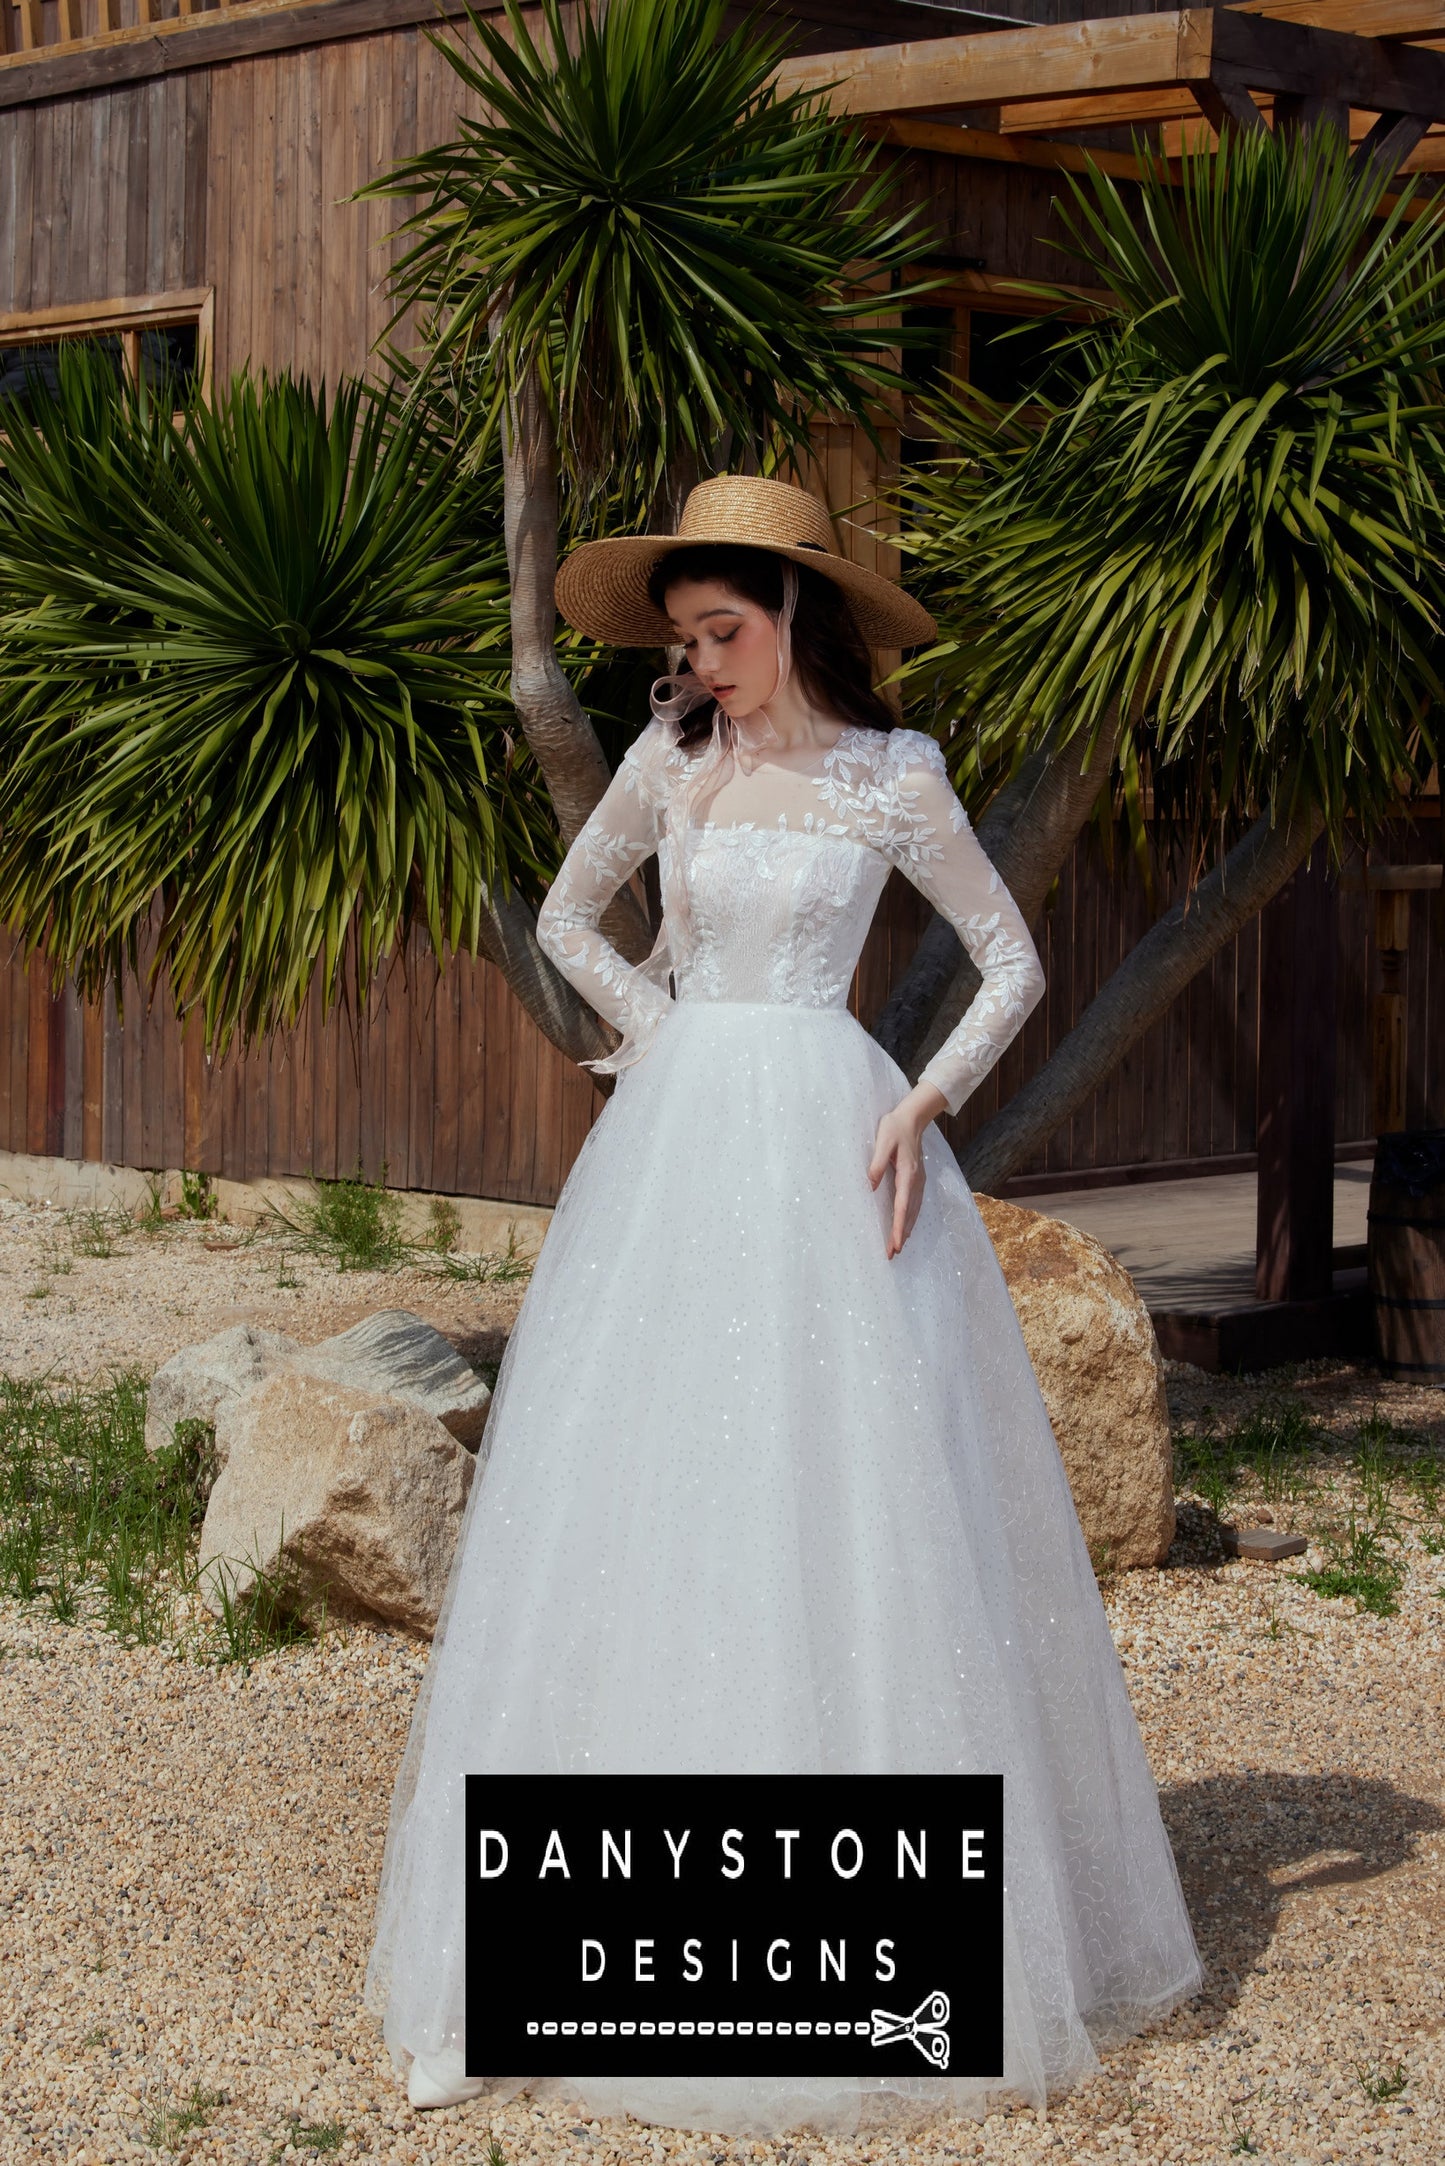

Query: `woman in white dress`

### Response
(363, 475, 1204, 2136)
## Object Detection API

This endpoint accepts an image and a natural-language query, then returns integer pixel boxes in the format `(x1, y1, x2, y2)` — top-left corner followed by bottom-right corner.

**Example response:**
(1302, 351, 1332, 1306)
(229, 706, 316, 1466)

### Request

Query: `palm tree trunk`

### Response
(501, 358, 652, 967)
(960, 798, 1326, 1195)
(502, 363, 614, 845)
(872, 716, 1119, 1075)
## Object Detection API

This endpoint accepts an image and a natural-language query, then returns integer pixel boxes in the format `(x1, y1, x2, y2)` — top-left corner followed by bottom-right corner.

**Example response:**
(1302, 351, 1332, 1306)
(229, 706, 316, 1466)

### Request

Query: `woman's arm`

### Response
(535, 721, 672, 1077)
(868, 732, 1046, 1254)
(889, 738, 1046, 1118)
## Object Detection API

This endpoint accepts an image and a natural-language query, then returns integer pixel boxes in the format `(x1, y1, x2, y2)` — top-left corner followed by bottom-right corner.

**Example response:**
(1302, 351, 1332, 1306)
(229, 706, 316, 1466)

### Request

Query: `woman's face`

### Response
(663, 577, 779, 718)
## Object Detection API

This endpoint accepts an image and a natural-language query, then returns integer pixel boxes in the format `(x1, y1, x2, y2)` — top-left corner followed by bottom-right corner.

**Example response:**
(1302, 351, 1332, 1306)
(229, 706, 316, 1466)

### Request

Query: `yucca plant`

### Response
(884, 124, 1445, 1189)
(375, 0, 921, 503)
(364, 0, 929, 996)
(0, 348, 556, 1051)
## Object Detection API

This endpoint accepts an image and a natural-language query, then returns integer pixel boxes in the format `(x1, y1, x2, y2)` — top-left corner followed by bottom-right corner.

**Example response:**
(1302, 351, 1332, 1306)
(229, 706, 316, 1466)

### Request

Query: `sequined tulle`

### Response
(363, 729, 1205, 2138)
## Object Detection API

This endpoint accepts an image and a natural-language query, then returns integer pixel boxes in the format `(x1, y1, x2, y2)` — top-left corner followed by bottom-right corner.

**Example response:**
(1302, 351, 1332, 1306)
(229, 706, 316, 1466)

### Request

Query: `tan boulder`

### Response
(144, 1323, 301, 1461)
(975, 1194, 1174, 1571)
(199, 1372, 475, 1636)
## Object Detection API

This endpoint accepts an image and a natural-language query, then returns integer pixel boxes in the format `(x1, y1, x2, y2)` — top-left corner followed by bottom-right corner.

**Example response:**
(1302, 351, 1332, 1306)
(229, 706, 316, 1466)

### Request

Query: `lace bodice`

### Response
(535, 719, 1045, 1116)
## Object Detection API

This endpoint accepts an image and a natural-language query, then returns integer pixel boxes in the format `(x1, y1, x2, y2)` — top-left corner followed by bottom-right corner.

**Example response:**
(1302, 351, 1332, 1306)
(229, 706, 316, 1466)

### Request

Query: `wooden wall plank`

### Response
(25, 960, 49, 1156)
(80, 993, 103, 1162)
(10, 941, 30, 1156)
(267, 1030, 295, 1179)
(241, 1038, 269, 1184)
(479, 956, 514, 1199)
(100, 980, 122, 1164)
(431, 952, 461, 1198)
(159, 995, 184, 1171)
(122, 73, 150, 297)
(454, 959, 486, 1198)
(408, 947, 437, 1192)
(224, 53, 255, 373)
(0, 104, 33, 312)
(288, 989, 316, 1177)
(310, 976, 339, 1179)
(333, 1001, 362, 1179)
(183, 64, 208, 291)
(182, 1013, 204, 1170)
(133, 957, 159, 1171)
(152, 74, 181, 292)
(0, 935, 13, 1155)
(355, 963, 385, 1183)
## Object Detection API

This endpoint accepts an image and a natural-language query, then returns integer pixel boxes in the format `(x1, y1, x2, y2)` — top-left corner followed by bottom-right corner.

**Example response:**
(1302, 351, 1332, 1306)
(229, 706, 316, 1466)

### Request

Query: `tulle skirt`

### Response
(362, 999, 1204, 2136)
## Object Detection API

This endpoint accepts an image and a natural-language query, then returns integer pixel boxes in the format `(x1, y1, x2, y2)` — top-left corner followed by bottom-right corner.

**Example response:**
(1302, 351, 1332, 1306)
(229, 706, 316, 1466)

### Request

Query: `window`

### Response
(899, 287, 1074, 447)
(967, 309, 1066, 406)
(0, 292, 212, 415)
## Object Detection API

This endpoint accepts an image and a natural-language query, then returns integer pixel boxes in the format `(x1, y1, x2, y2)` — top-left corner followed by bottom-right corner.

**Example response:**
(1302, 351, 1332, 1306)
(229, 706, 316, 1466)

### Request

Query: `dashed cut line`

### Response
(526, 2017, 875, 2038)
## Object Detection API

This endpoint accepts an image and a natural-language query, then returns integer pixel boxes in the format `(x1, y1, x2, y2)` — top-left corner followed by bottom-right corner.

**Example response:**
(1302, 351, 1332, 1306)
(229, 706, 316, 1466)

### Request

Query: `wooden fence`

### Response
(0, 932, 600, 1208)
(4, 812, 1440, 1208)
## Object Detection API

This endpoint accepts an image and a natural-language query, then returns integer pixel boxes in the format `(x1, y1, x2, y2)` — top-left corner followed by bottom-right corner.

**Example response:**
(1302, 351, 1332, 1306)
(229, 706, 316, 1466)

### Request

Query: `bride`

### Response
(363, 474, 1204, 2136)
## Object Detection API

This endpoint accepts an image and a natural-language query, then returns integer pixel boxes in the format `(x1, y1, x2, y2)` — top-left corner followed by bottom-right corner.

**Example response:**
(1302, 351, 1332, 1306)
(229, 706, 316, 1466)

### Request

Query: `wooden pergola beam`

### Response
(1236, 0, 1445, 40)
(1154, 99, 1445, 168)
(865, 113, 1148, 181)
(1212, 5, 1445, 118)
(773, 6, 1445, 125)
(774, 12, 1213, 117)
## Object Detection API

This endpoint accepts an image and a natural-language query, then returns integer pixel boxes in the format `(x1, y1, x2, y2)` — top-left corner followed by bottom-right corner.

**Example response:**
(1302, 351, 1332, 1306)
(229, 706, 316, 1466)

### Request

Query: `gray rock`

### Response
(291, 1308, 492, 1448)
(198, 1371, 475, 1637)
(145, 1324, 301, 1462)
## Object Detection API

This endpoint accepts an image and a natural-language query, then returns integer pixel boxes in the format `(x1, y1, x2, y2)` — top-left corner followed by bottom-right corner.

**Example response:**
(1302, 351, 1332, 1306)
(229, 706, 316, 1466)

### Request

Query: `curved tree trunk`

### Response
(501, 361, 652, 968)
(960, 799, 1326, 1195)
(502, 364, 614, 846)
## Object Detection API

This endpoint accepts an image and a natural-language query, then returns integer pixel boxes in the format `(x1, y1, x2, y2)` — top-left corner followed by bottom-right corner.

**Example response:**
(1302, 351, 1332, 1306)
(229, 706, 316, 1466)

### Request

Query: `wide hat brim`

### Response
(555, 532, 937, 650)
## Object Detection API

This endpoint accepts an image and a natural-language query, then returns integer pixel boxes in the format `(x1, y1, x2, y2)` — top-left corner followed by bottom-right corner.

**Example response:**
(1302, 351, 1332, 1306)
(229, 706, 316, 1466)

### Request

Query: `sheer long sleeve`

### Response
(535, 720, 673, 1077)
(880, 733, 1046, 1119)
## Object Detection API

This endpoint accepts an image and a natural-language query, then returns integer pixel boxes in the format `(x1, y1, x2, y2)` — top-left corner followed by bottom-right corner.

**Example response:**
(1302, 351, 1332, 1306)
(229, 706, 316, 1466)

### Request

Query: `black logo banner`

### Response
(465, 1775, 1003, 2077)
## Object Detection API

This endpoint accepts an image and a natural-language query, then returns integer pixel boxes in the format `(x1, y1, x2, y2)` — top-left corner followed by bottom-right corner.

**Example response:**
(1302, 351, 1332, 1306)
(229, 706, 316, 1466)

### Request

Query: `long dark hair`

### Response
(645, 543, 897, 748)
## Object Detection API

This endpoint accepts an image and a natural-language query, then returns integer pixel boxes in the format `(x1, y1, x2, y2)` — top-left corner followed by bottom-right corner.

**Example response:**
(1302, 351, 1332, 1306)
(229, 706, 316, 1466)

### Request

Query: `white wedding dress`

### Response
(363, 719, 1204, 2136)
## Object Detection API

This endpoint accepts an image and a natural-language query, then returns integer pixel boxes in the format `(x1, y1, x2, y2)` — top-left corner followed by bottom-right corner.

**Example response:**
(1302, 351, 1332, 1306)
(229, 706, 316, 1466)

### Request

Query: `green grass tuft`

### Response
(1355, 2058, 1408, 2102)
(433, 1226, 534, 1286)
(146, 2082, 227, 2149)
(269, 2115, 347, 2160)
(426, 1196, 463, 1255)
(68, 1205, 127, 1259)
(178, 1170, 218, 1221)
(0, 1375, 320, 1663)
(271, 1169, 409, 1273)
(1173, 1396, 1320, 1518)
(1293, 1508, 1407, 1618)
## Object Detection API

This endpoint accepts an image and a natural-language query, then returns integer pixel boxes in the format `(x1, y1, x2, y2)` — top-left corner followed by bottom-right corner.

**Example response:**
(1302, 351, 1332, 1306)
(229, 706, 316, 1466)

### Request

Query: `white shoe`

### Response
(406, 2050, 487, 2109)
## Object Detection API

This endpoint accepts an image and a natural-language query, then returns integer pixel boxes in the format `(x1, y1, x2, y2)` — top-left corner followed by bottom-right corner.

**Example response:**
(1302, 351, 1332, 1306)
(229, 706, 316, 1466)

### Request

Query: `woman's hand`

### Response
(868, 1082, 949, 1259)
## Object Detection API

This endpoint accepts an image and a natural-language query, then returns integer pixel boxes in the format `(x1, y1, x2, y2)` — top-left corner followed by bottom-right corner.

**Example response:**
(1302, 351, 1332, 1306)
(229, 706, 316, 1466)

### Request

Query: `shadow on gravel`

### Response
(1154, 1770, 1443, 2035)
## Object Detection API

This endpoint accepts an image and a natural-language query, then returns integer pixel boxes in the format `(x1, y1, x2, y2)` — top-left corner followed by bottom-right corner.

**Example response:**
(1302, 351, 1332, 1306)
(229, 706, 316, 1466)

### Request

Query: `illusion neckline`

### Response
(676, 721, 889, 847)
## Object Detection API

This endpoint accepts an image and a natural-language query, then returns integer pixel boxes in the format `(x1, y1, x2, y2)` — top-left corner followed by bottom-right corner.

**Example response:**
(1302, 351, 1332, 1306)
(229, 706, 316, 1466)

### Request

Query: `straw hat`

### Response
(555, 473, 936, 649)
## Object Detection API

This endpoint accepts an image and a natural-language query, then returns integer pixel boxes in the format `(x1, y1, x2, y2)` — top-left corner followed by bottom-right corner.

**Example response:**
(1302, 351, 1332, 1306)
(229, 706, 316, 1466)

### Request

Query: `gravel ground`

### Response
(0, 1198, 529, 1381)
(0, 1204, 1443, 2165)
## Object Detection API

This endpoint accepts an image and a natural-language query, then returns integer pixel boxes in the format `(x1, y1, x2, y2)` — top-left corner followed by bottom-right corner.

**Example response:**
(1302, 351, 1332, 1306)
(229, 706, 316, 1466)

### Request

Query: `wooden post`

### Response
(1255, 841, 1339, 1304)
(1345, 862, 1445, 1134)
